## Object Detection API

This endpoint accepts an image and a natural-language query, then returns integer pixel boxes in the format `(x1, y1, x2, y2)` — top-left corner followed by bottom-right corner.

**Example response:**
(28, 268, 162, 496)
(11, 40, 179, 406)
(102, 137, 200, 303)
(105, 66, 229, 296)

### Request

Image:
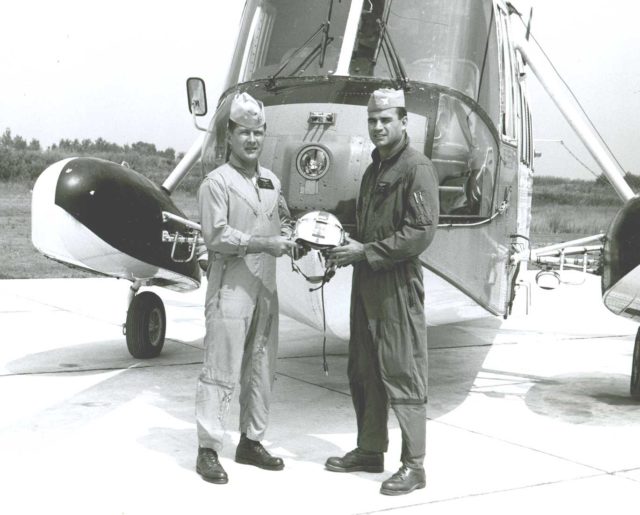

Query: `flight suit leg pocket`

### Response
(204, 297, 249, 382)
(377, 320, 415, 400)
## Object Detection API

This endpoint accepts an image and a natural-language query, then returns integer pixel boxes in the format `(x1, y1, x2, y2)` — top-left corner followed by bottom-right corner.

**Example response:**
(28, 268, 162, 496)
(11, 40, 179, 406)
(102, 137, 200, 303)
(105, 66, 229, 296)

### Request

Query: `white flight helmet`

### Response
(293, 211, 345, 250)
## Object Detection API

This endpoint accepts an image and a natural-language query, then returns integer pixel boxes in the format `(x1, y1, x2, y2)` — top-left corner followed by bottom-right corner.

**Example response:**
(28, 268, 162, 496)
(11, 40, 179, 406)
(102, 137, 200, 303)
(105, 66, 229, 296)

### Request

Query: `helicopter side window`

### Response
(497, 6, 516, 140)
(432, 94, 498, 218)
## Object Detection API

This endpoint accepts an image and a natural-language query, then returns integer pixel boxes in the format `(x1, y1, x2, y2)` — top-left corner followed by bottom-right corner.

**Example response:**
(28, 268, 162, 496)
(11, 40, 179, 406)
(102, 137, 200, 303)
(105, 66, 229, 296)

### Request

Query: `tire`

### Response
(631, 328, 640, 400)
(125, 291, 166, 359)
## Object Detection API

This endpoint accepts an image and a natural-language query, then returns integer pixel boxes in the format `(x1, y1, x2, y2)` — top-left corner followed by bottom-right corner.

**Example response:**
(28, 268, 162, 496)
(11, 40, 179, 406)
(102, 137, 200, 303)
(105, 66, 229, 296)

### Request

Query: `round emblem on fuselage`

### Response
(296, 145, 331, 180)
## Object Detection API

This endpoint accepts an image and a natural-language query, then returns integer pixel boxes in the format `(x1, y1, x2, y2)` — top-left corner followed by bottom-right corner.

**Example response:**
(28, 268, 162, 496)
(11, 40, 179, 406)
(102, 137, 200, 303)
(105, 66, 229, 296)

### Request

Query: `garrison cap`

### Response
(229, 92, 265, 129)
(367, 88, 405, 112)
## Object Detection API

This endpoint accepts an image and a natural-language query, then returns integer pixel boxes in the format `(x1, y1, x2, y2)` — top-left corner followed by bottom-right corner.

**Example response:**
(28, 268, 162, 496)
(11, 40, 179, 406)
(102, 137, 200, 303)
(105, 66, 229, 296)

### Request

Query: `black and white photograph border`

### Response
(2, 1, 640, 514)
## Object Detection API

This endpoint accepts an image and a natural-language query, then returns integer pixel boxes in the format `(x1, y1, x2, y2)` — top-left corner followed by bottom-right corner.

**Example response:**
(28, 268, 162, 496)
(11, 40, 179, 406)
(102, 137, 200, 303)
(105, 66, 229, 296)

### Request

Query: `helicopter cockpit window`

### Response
(348, 9, 382, 77)
(228, 0, 499, 127)
(228, 0, 353, 83)
(433, 93, 498, 218)
(348, 0, 499, 127)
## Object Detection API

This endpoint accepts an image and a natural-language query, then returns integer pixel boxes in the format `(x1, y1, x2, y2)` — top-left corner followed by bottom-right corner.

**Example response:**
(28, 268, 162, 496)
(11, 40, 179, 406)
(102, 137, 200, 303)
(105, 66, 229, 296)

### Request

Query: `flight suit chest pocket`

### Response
(259, 188, 279, 219)
(410, 190, 432, 226)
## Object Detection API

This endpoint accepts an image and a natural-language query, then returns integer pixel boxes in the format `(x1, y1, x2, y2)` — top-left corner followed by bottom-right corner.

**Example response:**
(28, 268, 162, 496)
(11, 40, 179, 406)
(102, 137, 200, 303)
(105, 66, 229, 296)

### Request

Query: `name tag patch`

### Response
(257, 177, 274, 189)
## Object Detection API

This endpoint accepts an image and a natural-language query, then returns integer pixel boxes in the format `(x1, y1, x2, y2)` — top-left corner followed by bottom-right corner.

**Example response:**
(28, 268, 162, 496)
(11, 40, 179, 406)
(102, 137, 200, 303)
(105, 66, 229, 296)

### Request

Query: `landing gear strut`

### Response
(124, 283, 166, 359)
(632, 327, 640, 400)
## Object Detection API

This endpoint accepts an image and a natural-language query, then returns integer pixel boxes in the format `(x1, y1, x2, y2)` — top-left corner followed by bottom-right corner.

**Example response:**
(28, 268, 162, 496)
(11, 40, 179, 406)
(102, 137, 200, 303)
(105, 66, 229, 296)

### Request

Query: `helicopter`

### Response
(31, 0, 640, 397)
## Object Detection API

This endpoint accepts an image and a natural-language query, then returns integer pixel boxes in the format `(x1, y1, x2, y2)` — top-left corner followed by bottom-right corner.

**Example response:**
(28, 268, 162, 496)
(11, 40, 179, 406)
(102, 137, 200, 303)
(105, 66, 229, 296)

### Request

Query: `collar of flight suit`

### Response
(359, 134, 412, 223)
(228, 153, 260, 180)
(370, 133, 410, 167)
(369, 134, 411, 192)
(225, 156, 265, 216)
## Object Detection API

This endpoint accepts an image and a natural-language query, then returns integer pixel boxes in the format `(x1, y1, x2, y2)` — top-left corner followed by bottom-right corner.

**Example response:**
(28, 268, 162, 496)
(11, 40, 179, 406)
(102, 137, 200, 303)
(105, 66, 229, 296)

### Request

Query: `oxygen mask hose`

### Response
(318, 249, 331, 375)
(321, 282, 329, 376)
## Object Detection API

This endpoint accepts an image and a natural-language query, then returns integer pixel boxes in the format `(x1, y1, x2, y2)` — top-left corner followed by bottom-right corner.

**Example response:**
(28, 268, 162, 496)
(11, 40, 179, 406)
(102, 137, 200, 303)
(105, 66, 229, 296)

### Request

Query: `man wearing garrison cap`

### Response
(196, 92, 298, 485)
(326, 88, 439, 496)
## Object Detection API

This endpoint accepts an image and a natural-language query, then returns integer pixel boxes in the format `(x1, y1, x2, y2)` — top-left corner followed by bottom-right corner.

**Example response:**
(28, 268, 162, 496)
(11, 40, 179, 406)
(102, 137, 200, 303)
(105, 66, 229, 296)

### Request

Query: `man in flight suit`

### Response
(195, 92, 298, 484)
(325, 88, 439, 495)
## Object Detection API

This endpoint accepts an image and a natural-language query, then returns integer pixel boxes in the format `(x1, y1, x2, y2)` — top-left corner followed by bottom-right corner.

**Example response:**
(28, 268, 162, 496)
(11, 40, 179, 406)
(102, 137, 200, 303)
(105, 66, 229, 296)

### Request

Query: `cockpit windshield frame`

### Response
(226, 0, 499, 119)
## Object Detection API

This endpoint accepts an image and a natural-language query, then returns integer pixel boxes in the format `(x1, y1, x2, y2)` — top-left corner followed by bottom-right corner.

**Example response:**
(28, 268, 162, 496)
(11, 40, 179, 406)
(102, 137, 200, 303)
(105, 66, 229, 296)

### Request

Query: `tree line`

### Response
(2, 126, 638, 200)
(0, 128, 184, 183)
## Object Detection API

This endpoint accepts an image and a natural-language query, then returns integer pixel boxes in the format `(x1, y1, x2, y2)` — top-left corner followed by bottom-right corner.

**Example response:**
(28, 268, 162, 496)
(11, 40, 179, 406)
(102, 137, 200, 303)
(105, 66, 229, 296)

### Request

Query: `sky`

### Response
(1, 0, 639, 180)
(514, 0, 640, 179)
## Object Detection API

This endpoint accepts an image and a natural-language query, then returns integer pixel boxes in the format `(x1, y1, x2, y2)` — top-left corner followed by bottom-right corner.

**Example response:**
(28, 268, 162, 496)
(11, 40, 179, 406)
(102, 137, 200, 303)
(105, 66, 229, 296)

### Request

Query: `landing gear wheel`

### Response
(631, 327, 640, 400)
(125, 291, 166, 359)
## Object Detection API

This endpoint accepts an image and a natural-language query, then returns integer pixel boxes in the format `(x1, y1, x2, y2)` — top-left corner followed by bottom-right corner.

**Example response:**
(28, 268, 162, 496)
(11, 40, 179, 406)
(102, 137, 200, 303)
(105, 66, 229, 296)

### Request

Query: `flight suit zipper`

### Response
(216, 261, 227, 310)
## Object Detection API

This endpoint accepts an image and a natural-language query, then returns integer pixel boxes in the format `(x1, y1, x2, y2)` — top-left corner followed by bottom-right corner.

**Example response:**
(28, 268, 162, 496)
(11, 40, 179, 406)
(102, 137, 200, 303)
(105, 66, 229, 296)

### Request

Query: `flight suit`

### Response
(350, 136, 439, 468)
(196, 161, 291, 452)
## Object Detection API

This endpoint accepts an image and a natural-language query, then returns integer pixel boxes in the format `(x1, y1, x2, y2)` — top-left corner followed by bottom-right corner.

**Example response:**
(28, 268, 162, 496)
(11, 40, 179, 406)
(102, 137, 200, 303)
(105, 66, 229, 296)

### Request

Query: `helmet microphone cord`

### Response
(289, 251, 334, 375)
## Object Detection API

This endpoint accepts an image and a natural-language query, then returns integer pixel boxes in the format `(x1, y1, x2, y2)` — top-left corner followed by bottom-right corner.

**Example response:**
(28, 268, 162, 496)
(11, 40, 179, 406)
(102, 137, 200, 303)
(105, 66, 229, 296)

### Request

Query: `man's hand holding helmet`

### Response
(248, 235, 299, 257)
(291, 242, 309, 261)
(325, 235, 365, 267)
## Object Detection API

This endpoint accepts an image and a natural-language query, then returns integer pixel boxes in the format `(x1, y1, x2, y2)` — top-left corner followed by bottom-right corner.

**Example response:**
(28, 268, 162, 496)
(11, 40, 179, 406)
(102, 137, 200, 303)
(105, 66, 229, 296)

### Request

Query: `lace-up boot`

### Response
(235, 433, 284, 470)
(196, 448, 228, 484)
(325, 448, 384, 473)
(380, 464, 426, 495)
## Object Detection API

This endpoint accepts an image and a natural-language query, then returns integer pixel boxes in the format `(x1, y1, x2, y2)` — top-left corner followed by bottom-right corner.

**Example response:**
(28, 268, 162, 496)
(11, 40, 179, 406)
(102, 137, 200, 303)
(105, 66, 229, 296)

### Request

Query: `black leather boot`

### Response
(380, 465, 426, 495)
(325, 448, 384, 473)
(235, 433, 284, 470)
(196, 448, 228, 484)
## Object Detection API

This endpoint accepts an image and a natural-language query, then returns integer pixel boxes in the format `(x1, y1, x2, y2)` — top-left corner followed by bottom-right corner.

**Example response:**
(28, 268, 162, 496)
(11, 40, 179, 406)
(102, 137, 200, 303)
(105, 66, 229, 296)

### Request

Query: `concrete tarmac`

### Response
(1, 271, 640, 514)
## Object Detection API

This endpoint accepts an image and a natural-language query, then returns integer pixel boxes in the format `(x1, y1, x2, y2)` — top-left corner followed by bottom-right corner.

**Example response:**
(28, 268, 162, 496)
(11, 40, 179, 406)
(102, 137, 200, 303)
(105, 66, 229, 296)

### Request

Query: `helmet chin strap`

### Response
(289, 247, 337, 290)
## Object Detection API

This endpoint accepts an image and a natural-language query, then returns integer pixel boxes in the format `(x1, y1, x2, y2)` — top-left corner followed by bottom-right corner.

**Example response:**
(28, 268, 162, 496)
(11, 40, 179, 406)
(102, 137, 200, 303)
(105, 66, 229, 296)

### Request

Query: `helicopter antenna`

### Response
(525, 7, 533, 41)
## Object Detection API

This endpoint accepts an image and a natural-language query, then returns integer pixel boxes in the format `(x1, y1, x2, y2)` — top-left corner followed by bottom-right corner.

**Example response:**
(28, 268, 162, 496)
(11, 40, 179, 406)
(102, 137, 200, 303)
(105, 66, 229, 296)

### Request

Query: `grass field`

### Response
(0, 175, 625, 279)
(529, 176, 622, 245)
(0, 182, 69, 279)
(530, 204, 620, 246)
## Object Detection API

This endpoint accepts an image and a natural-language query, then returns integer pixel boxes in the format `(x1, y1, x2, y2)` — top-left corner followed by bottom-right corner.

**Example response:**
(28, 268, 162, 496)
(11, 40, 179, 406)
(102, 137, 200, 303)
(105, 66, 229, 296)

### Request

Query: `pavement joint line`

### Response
(171, 340, 204, 350)
(0, 360, 203, 377)
(353, 472, 608, 514)
(428, 416, 612, 476)
(563, 334, 633, 341)
(278, 352, 346, 360)
(470, 380, 535, 390)
(479, 367, 574, 384)
(277, 341, 521, 357)
(429, 341, 518, 350)
(613, 470, 640, 484)
(429, 334, 633, 350)
(276, 370, 351, 397)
